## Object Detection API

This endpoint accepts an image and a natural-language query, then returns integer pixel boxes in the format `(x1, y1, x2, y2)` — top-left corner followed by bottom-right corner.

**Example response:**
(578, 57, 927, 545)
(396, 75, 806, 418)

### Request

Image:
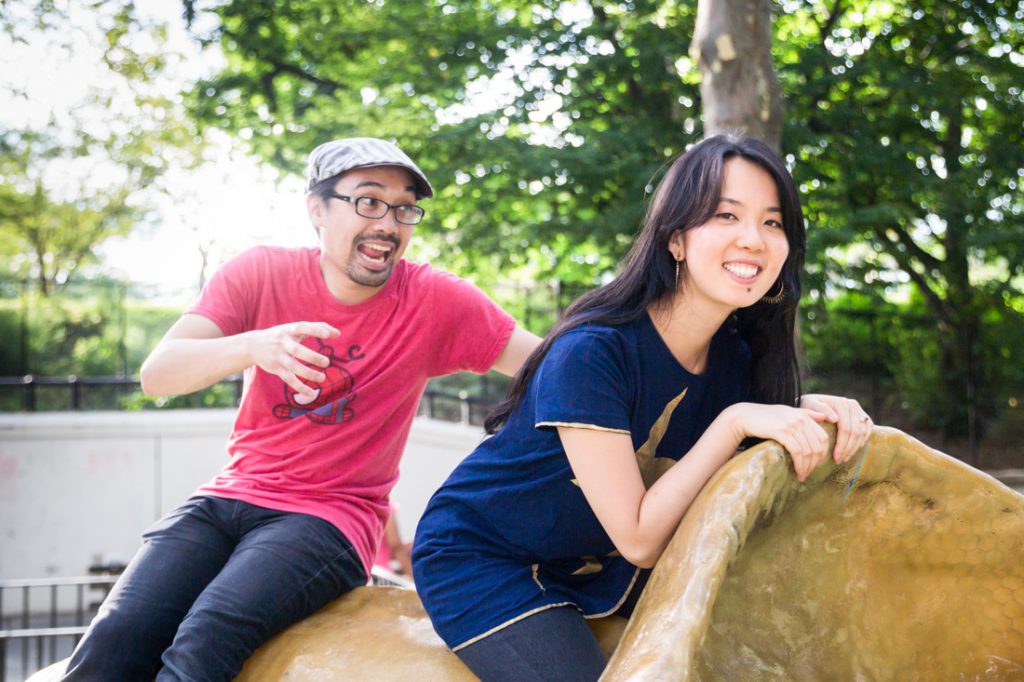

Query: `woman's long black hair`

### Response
(484, 135, 806, 434)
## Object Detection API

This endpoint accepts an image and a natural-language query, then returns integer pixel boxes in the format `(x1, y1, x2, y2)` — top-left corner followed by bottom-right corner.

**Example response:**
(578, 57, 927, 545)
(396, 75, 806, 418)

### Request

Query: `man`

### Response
(62, 137, 540, 681)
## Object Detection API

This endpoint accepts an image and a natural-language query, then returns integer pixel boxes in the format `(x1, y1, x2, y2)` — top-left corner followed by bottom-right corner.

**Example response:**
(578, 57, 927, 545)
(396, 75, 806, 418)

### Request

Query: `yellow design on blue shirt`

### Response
(635, 388, 689, 488)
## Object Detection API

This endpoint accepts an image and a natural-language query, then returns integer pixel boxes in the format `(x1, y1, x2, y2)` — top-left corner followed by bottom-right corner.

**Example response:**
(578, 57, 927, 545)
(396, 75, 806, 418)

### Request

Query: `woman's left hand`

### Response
(798, 394, 872, 464)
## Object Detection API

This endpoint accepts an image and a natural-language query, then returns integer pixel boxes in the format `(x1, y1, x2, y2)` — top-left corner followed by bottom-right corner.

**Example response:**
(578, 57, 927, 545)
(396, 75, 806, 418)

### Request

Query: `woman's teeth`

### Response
(724, 263, 758, 278)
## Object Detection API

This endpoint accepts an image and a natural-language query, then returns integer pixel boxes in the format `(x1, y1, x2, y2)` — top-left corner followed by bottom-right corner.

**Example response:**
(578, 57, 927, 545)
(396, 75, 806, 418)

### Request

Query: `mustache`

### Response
(354, 232, 400, 249)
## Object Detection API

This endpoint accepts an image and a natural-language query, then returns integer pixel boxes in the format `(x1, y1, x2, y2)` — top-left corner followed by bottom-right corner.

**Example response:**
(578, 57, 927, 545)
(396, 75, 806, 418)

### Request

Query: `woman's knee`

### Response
(456, 607, 606, 682)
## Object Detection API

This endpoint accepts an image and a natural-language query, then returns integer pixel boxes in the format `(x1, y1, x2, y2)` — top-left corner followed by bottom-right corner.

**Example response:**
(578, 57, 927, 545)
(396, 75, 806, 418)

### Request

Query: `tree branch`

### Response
(220, 26, 345, 95)
(819, 0, 844, 41)
(873, 225, 951, 322)
(884, 220, 944, 272)
(590, 1, 644, 103)
(800, 0, 848, 130)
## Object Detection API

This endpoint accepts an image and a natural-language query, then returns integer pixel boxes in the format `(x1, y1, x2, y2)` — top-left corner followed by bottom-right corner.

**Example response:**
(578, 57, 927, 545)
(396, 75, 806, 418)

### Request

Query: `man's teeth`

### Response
(362, 244, 392, 261)
(724, 263, 758, 278)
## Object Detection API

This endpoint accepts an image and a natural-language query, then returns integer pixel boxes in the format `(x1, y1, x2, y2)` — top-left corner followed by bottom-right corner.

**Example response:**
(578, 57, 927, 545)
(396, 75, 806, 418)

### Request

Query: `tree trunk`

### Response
(34, 249, 51, 297)
(937, 110, 980, 447)
(691, 0, 783, 151)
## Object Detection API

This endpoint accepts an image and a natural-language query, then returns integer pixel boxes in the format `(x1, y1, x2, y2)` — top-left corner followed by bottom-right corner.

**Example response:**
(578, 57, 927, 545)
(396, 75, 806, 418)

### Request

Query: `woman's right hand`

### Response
(725, 403, 831, 482)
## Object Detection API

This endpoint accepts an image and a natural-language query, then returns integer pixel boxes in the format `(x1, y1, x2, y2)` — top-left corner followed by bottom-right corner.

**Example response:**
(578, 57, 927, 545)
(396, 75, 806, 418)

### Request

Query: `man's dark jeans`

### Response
(61, 496, 367, 682)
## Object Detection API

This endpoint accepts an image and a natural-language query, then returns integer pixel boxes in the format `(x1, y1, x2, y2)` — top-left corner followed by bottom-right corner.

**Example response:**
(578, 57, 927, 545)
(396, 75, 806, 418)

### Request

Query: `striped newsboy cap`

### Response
(305, 137, 433, 198)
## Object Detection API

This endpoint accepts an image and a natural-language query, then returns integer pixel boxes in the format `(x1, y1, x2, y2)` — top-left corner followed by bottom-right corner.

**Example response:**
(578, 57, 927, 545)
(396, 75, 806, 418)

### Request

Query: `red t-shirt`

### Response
(186, 246, 515, 578)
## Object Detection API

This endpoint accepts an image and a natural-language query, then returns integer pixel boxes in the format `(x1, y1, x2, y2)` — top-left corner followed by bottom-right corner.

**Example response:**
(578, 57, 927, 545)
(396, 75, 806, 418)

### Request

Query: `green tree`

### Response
(0, 129, 140, 294)
(0, 1, 205, 294)
(182, 0, 703, 287)
(778, 0, 1024, 439)
(181, 0, 1023, 439)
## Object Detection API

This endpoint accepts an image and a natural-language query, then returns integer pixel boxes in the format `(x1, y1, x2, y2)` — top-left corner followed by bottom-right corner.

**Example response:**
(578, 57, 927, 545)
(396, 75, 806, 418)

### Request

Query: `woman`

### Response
(411, 135, 872, 682)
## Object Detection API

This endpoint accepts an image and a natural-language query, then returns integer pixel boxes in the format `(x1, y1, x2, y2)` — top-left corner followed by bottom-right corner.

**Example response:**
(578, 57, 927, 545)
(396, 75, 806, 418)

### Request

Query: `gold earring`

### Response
(675, 259, 681, 287)
(761, 280, 785, 304)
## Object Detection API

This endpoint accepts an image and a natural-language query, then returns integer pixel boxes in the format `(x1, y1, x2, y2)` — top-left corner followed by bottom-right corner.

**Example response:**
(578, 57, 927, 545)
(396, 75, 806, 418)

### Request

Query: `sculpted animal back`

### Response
(235, 587, 477, 681)
(605, 425, 1024, 680)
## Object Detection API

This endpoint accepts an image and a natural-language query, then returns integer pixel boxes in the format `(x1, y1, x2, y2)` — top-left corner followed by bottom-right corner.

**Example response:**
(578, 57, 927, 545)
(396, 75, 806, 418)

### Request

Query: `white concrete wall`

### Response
(0, 410, 485, 594)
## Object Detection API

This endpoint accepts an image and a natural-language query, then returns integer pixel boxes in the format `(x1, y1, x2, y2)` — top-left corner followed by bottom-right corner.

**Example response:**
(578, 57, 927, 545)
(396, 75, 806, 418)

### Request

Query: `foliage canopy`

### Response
(181, 0, 1023, 437)
(0, 1, 206, 293)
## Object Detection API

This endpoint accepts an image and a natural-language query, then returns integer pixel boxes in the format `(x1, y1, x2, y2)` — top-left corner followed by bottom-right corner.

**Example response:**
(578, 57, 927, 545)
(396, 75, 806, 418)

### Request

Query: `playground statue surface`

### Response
(30, 426, 1024, 680)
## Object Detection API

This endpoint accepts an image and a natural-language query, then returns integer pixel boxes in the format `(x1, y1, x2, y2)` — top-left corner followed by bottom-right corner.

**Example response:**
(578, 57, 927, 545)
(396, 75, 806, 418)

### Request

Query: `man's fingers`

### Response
(290, 343, 330, 368)
(283, 372, 318, 397)
(296, 364, 327, 384)
(290, 322, 340, 339)
(277, 323, 336, 369)
(284, 356, 326, 384)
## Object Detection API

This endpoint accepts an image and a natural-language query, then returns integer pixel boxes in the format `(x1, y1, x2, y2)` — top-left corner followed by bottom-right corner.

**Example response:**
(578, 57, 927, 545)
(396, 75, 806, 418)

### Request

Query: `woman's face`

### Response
(671, 157, 790, 314)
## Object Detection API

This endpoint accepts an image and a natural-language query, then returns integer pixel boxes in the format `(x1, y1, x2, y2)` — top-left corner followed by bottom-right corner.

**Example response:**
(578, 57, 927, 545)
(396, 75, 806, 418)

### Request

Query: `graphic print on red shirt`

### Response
(272, 339, 365, 425)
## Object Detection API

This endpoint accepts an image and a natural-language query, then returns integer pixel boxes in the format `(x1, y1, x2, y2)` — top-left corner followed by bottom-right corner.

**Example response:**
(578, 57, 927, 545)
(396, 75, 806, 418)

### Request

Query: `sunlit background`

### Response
(1, 0, 312, 293)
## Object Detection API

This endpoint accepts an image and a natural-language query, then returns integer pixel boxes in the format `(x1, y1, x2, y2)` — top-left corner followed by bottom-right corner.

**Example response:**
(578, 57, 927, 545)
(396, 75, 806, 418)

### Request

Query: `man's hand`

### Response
(246, 322, 340, 399)
(141, 315, 341, 398)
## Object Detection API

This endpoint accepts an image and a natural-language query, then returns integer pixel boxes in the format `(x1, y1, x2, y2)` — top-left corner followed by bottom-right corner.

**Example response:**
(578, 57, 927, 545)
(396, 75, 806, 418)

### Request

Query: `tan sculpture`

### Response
(232, 587, 627, 681)
(29, 426, 1024, 680)
(603, 425, 1024, 680)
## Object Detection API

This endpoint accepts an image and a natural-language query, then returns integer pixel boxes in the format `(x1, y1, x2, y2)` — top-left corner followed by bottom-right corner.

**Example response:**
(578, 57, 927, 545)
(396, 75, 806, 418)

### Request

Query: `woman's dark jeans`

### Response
(455, 606, 608, 682)
(61, 496, 366, 682)
(455, 570, 650, 682)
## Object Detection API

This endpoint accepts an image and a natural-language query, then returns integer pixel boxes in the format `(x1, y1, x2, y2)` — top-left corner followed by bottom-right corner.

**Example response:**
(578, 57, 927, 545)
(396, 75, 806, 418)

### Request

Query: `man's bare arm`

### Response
(489, 326, 543, 377)
(140, 314, 340, 397)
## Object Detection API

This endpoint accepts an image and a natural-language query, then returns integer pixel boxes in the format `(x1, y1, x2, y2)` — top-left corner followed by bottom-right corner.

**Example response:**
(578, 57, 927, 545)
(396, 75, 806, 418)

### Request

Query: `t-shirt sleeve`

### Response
(534, 329, 632, 435)
(428, 270, 516, 376)
(184, 247, 265, 336)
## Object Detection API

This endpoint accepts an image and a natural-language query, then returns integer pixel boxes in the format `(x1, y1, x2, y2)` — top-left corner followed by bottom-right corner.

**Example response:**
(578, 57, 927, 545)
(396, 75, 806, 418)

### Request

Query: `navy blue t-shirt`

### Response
(412, 313, 751, 650)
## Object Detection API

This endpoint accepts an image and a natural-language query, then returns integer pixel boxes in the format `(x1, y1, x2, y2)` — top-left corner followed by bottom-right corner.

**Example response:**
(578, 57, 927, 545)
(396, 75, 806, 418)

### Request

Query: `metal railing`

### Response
(0, 568, 411, 681)
(417, 390, 497, 426)
(0, 375, 501, 427)
(0, 576, 118, 682)
(369, 566, 415, 590)
(0, 375, 244, 412)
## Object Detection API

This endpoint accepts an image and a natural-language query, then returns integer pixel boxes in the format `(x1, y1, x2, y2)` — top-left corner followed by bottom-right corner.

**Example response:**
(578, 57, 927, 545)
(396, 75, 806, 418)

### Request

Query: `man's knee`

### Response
(158, 605, 272, 682)
(63, 608, 171, 680)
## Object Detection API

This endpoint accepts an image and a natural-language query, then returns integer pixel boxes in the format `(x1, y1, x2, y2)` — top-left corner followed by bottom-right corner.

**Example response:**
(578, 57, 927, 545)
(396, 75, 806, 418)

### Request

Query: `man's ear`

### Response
(306, 193, 324, 236)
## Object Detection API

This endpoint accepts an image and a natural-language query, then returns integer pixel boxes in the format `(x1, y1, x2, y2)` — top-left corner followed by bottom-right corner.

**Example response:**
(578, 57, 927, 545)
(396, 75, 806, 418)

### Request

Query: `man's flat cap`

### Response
(305, 137, 433, 198)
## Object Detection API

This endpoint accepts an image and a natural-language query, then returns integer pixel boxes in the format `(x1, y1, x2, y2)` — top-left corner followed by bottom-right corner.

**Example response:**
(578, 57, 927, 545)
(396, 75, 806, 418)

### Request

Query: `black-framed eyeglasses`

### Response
(325, 192, 425, 225)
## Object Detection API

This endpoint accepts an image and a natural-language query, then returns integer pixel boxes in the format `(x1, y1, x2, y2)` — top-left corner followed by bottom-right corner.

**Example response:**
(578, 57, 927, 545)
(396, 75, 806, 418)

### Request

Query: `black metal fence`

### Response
(0, 575, 118, 682)
(0, 374, 503, 428)
(0, 375, 244, 413)
(0, 568, 410, 682)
